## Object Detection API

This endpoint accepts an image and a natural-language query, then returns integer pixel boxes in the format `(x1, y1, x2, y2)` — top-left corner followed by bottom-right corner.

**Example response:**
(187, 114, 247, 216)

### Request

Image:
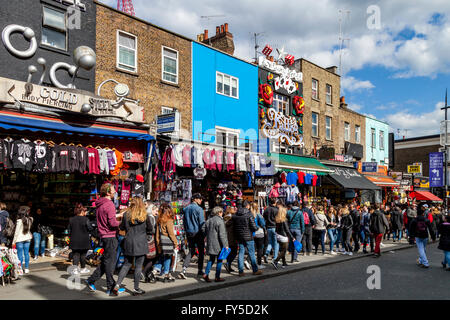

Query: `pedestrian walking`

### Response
(142, 203, 158, 283)
(201, 206, 229, 282)
(433, 207, 443, 239)
(335, 208, 344, 252)
(438, 215, 450, 271)
(68, 203, 92, 275)
(407, 203, 418, 244)
(0, 202, 10, 246)
(12, 206, 33, 274)
(341, 207, 353, 255)
(326, 207, 338, 255)
(233, 201, 262, 276)
(390, 206, 404, 243)
(31, 208, 47, 260)
(301, 202, 315, 256)
(350, 204, 361, 252)
(114, 197, 153, 295)
(154, 203, 178, 282)
(224, 205, 238, 273)
(179, 193, 205, 279)
(250, 202, 266, 268)
(313, 205, 329, 255)
(263, 198, 279, 263)
(287, 201, 304, 262)
(86, 183, 123, 296)
(409, 209, 436, 268)
(370, 204, 390, 258)
(272, 204, 293, 269)
(361, 207, 373, 253)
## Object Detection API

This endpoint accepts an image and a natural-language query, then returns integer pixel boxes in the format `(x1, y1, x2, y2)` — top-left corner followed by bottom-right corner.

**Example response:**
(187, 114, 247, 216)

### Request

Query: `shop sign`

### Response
(0, 77, 145, 123)
(408, 165, 421, 174)
(334, 154, 353, 163)
(413, 177, 429, 188)
(333, 168, 361, 179)
(258, 56, 303, 94)
(429, 152, 444, 188)
(262, 108, 303, 146)
(157, 112, 180, 134)
(362, 162, 378, 173)
(389, 171, 403, 182)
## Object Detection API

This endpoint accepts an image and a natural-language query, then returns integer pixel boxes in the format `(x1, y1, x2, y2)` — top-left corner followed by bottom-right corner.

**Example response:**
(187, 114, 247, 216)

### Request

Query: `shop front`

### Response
(358, 164, 400, 204)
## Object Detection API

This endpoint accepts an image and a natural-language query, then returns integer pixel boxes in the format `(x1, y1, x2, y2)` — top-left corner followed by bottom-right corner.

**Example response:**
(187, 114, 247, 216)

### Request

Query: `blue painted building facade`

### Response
(192, 42, 258, 147)
(365, 116, 390, 165)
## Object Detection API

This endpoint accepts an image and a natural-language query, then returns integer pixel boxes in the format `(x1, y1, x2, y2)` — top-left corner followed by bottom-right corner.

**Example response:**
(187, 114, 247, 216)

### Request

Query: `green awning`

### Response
(268, 153, 333, 174)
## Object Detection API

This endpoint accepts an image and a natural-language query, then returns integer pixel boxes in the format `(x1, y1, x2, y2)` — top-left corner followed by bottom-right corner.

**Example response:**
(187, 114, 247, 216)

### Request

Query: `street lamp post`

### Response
(441, 89, 450, 213)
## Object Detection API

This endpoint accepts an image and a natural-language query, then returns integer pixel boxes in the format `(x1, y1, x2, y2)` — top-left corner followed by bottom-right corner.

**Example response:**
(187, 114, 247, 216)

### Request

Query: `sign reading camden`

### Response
(262, 108, 303, 146)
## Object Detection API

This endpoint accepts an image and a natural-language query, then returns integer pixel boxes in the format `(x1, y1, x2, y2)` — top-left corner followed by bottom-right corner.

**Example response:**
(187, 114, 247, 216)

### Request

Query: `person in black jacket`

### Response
(271, 205, 294, 270)
(349, 204, 361, 253)
(263, 198, 279, 263)
(370, 204, 390, 258)
(233, 201, 263, 276)
(301, 202, 316, 256)
(31, 207, 47, 260)
(390, 206, 404, 242)
(341, 207, 354, 255)
(0, 202, 9, 246)
(114, 197, 153, 295)
(68, 204, 93, 275)
(438, 215, 450, 270)
(409, 210, 436, 268)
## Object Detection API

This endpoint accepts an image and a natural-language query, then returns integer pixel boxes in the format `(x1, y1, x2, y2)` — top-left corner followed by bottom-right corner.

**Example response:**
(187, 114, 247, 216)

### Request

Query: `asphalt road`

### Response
(178, 243, 450, 300)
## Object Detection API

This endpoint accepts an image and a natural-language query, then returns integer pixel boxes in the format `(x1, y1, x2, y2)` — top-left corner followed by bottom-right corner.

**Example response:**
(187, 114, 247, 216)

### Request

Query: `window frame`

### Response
(379, 131, 385, 150)
(161, 46, 179, 84)
(312, 78, 319, 100)
(344, 122, 350, 142)
(215, 126, 240, 147)
(116, 30, 138, 73)
(312, 112, 319, 138)
(41, 5, 68, 51)
(325, 116, 332, 140)
(326, 84, 332, 105)
(216, 71, 239, 99)
(355, 125, 361, 143)
(371, 128, 376, 148)
(273, 93, 290, 117)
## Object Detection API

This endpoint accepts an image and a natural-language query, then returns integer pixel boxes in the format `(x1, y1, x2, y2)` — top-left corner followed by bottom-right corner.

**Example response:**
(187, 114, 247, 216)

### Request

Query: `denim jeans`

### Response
(328, 229, 337, 251)
(288, 228, 302, 260)
(115, 235, 125, 268)
(314, 229, 326, 254)
(153, 254, 173, 275)
(204, 254, 223, 279)
(335, 228, 343, 249)
(16, 241, 31, 269)
(265, 228, 279, 260)
(32, 232, 46, 257)
(238, 241, 258, 273)
(393, 230, 403, 241)
(443, 251, 450, 267)
(416, 238, 429, 267)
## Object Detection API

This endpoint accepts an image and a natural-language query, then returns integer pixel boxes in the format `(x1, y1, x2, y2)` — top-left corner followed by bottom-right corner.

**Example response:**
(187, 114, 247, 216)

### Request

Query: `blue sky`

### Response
(104, 0, 450, 139)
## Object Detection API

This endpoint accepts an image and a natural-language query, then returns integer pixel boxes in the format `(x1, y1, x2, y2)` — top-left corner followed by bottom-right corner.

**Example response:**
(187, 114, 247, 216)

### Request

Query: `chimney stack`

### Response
(220, 25, 224, 34)
(202, 23, 235, 55)
(340, 96, 348, 108)
(204, 29, 208, 40)
(216, 26, 220, 35)
(225, 23, 229, 33)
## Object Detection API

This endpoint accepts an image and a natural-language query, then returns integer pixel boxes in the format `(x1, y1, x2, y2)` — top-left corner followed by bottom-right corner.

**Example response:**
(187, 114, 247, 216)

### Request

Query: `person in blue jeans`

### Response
(326, 207, 338, 254)
(438, 215, 450, 270)
(233, 201, 262, 276)
(287, 201, 304, 262)
(263, 198, 279, 262)
(335, 209, 344, 252)
(409, 209, 436, 268)
(31, 208, 46, 260)
(13, 206, 34, 274)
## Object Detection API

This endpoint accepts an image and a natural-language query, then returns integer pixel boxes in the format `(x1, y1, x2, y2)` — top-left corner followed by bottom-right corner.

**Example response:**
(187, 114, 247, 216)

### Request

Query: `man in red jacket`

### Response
(86, 183, 123, 296)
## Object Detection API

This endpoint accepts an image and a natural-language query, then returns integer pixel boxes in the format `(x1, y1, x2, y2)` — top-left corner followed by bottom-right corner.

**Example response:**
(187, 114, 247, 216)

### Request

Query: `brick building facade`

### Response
(95, 1, 192, 137)
(296, 59, 366, 161)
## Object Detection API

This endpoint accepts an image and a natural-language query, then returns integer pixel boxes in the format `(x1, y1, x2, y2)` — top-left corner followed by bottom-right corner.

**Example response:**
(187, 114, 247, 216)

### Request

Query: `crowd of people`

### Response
(1, 183, 449, 296)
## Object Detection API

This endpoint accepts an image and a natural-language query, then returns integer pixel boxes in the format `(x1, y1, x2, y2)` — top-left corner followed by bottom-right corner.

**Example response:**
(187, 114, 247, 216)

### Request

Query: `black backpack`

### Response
(416, 220, 427, 233)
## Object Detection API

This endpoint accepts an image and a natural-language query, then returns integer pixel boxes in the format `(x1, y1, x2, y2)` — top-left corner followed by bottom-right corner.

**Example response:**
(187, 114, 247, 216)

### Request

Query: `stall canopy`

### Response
(270, 153, 333, 175)
(0, 110, 154, 141)
(364, 175, 400, 187)
(327, 165, 380, 190)
(409, 191, 442, 202)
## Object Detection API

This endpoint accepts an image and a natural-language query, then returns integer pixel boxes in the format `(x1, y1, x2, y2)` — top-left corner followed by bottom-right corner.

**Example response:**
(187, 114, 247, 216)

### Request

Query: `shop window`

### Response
(42, 6, 67, 51)
(117, 30, 137, 73)
(216, 72, 239, 98)
(326, 84, 332, 104)
(344, 122, 350, 141)
(355, 125, 361, 143)
(326, 116, 332, 140)
(273, 94, 289, 116)
(312, 112, 318, 137)
(312, 78, 318, 100)
(162, 46, 178, 84)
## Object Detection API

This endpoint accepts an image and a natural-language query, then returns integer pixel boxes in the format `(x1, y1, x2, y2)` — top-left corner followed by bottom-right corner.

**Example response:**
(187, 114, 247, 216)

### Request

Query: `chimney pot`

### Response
(221, 25, 224, 34)
(340, 96, 345, 104)
(204, 29, 208, 40)
(224, 23, 229, 33)
(216, 26, 220, 35)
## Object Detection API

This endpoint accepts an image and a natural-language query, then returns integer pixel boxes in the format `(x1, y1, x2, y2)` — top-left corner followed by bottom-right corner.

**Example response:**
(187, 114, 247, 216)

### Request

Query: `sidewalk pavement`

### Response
(1, 240, 413, 300)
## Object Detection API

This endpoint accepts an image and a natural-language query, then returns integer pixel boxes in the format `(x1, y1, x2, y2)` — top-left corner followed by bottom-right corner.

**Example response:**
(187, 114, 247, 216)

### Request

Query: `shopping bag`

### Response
(218, 247, 231, 260)
(293, 240, 302, 253)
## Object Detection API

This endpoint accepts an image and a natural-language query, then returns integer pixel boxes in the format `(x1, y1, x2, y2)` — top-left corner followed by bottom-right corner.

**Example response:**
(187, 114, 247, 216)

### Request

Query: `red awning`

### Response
(409, 191, 442, 202)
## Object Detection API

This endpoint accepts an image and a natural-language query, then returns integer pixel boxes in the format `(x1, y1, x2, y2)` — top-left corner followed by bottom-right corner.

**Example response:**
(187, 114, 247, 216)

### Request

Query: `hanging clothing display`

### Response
(182, 145, 191, 168)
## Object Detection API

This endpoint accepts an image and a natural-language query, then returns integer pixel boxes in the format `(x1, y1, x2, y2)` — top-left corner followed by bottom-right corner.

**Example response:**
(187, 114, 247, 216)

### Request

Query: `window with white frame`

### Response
(271, 141, 294, 154)
(161, 107, 174, 114)
(355, 125, 361, 143)
(273, 94, 289, 116)
(216, 126, 239, 147)
(344, 122, 350, 141)
(162, 47, 178, 84)
(42, 6, 67, 51)
(380, 131, 385, 150)
(312, 79, 318, 100)
(117, 30, 137, 72)
(326, 116, 332, 140)
(371, 128, 376, 148)
(216, 72, 238, 98)
(312, 112, 318, 137)
(326, 84, 332, 104)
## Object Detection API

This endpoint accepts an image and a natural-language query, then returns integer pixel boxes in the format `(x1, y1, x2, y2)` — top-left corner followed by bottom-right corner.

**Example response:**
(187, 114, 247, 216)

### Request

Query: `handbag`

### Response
(159, 226, 174, 255)
(276, 234, 289, 243)
(218, 247, 231, 260)
(146, 236, 156, 259)
(293, 240, 302, 253)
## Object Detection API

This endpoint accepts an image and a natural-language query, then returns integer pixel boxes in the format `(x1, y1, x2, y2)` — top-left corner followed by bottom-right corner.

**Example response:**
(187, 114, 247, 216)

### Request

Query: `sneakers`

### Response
(202, 274, 212, 283)
(72, 268, 80, 275)
(271, 261, 278, 270)
(132, 288, 145, 296)
(244, 261, 251, 270)
(330, 251, 337, 255)
(110, 286, 119, 296)
(163, 274, 176, 282)
(257, 264, 266, 269)
(380, 243, 385, 248)
(85, 280, 96, 292)
(24, 269, 30, 274)
(420, 264, 430, 269)
(348, 252, 353, 256)
(178, 271, 187, 280)
(118, 288, 125, 294)
(80, 268, 90, 274)
(339, 248, 345, 252)
(253, 270, 263, 275)
(33, 256, 38, 261)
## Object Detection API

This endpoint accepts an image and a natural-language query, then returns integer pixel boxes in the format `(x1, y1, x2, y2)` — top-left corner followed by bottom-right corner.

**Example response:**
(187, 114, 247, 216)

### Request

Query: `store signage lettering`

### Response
(258, 56, 303, 94)
(262, 108, 303, 146)
(407, 165, 421, 174)
(333, 168, 361, 179)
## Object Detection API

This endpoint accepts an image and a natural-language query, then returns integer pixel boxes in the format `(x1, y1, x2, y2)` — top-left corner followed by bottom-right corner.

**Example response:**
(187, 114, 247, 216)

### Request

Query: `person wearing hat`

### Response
(179, 193, 206, 279)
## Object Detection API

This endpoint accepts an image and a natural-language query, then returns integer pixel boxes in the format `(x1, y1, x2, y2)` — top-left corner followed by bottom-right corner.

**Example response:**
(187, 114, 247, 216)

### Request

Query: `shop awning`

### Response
(364, 175, 400, 187)
(0, 110, 154, 141)
(269, 153, 333, 174)
(327, 165, 380, 190)
(409, 191, 442, 202)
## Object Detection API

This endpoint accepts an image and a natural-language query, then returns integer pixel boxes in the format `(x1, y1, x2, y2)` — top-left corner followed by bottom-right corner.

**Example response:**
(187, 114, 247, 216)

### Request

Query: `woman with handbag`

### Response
(31, 208, 47, 260)
(114, 197, 153, 296)
(12, 206, 33, 274)
(250, 202, 266, 268)
(154, 203, 178, 282)
(271, 205, 293, 270)
(143, 203, 158, 283)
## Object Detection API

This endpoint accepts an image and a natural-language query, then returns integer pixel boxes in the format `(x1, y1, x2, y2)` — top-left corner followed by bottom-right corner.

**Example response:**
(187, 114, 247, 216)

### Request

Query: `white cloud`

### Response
(348, 103, 362, 112)
(341, 76, 375, 92)
(385, 102, 445, 137)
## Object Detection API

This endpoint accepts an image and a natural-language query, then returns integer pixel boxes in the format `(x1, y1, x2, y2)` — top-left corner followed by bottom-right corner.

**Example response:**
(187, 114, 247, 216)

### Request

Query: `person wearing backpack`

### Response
(287, 201, 304, 262)
(301, 202, 315, 256)
(438, 215, 450, 271)
(0, 202, 10, 246)
(409, 209, 436, 268)
(12, 206, 33, 274)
